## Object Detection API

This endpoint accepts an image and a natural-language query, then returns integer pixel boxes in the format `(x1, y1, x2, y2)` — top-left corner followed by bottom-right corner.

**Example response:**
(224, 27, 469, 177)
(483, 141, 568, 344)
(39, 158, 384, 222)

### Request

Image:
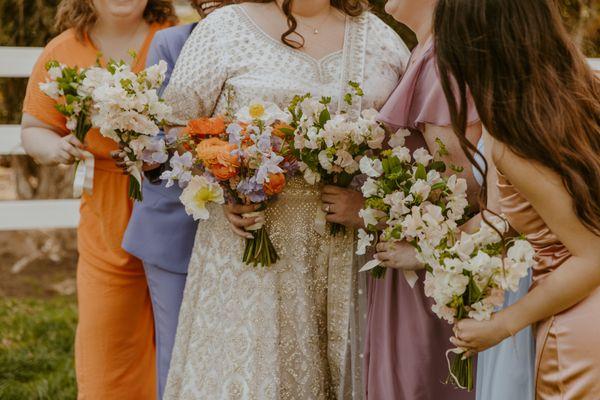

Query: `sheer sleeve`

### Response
(22, 44, 69, 135)
(162, 11, 229, 125)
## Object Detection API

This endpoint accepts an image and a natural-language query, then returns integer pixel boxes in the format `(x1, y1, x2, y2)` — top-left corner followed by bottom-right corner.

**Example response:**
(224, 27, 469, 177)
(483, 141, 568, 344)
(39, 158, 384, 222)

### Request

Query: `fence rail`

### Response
(0, 46, 599, 231)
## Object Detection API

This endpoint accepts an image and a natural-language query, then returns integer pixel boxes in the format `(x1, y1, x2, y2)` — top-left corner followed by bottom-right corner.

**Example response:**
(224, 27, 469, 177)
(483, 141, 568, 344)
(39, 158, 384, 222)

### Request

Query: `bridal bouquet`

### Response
(87, 58, 171, 200)
(169, 100, 296, 267)
(39, 61, 94, 142)
(357, 133, 469, 281)
(423, 214, 535, 391)
(288, 83, 386, 235)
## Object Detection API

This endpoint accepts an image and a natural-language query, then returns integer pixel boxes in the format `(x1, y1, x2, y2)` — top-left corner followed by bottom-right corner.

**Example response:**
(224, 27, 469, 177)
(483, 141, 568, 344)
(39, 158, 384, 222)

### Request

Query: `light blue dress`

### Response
(473, 138, 535, 400)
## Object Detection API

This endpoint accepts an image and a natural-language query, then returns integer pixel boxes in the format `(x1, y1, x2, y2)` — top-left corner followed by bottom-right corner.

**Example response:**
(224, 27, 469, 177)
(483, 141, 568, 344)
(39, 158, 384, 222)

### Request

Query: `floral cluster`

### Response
(357, 132, 469, 279)
(87, 58, 172, 200)
(288, 83, 386, 234)
(167, 100, 296, 267)
(39, 60, 94, 141)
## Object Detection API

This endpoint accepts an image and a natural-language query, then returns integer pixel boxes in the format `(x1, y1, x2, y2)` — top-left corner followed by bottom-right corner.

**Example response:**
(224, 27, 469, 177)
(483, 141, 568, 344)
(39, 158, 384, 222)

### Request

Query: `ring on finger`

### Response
(324, 204, 332, 213)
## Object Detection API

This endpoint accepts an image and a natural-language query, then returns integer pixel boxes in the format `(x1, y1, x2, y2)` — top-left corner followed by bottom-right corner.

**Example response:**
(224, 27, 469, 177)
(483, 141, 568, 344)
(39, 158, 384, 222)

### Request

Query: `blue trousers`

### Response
(144, 262, 187, 400)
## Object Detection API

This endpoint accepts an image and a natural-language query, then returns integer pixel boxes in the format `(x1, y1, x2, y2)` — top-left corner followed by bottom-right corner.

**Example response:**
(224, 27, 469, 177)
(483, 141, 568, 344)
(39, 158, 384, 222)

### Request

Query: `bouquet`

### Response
(167, 100, 296, 267)
(39, 60, 95, 142)
(288, 82, 386, 235)
(87, 57, 171, 200)
(357, 132, 469, 282)
(422, 215, 535, 391)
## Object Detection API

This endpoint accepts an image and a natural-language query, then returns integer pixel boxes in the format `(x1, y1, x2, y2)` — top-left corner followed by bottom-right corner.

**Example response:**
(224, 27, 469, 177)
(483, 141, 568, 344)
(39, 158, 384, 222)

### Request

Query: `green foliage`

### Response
(0, 297, 77, 400)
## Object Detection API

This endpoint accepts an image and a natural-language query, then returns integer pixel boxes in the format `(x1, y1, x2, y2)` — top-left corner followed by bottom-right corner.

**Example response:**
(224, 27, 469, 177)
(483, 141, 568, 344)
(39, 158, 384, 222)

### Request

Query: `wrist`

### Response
(494, 311, 517, 340)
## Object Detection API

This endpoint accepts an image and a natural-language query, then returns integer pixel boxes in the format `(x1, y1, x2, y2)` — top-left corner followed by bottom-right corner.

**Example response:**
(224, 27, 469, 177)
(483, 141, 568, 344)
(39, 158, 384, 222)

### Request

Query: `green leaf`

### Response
(415, 163, 427, 180)
(318, 108, 330, 127)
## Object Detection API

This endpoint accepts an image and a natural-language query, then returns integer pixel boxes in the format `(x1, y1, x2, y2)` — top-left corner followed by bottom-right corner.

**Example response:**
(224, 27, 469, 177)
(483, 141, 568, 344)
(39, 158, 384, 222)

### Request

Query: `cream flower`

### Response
(179, 175, 224, 221)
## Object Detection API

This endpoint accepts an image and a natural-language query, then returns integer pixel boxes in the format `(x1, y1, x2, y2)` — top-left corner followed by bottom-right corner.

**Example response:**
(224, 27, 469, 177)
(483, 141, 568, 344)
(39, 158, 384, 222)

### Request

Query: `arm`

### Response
(21, 114, 84, 166)
(454, 140, 600, 353)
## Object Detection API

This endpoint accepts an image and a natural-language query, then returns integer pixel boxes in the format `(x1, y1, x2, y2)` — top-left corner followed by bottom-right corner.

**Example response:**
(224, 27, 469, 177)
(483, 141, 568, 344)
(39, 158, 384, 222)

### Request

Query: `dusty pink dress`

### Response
(365, 41, 478, 400)
(497, 171, 600, 399)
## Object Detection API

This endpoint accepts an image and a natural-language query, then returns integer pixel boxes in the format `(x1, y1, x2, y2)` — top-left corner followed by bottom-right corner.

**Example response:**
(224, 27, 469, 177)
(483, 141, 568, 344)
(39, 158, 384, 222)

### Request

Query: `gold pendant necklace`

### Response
(295, 8, 331, 35)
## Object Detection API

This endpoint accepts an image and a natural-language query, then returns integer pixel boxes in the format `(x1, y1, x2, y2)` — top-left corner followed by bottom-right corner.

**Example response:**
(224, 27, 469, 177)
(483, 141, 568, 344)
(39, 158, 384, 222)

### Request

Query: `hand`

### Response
(224, 203, 262, 239)
(374, 241, 423, 270)
(110, 149, 159, 175)
(450, 314, 512, 357)
(321, 185, 364, 229)
(46, 134, 85, 165)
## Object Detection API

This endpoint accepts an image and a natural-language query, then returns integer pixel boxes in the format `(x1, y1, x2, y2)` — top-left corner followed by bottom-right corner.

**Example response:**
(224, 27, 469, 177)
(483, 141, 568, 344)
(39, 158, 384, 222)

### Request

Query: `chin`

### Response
(95, 0, 148, 19)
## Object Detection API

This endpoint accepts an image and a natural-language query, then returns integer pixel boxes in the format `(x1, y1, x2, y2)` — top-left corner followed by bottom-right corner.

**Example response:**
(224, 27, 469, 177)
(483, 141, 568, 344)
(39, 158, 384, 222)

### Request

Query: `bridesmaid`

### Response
(433, 0, 600, 399)
(20, 1, 175, 398)
(360, 0, 480, 398)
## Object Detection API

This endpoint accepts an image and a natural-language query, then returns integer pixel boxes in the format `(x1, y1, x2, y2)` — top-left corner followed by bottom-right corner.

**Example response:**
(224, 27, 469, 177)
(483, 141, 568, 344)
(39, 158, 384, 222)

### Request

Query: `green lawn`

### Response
(0, 297, 77, 400)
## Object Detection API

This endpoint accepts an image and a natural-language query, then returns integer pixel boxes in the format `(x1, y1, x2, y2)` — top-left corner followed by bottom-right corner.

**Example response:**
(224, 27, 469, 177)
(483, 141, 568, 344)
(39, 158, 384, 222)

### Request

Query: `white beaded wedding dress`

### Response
(162, 5, 409, 399)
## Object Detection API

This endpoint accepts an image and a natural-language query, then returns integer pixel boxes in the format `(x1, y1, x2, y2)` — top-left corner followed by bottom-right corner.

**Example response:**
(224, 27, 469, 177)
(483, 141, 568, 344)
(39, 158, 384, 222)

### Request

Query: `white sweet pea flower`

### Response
(47, 65, 63, 80)
(413, 147, 433, 166)
(468, 301, 494, 321)
(410, 179, 431, 200)
(334, 150, 359, 174)
(392, 146, 411, 163)
(389, 129, 411, 148)
(356, 229, 374, 255)
(359, 157, 383, 178)
(367, 125, 386, 149)
(361, 178, 380, 198)
(160, 151, 194, 188)
(318, 150, 334, 172)
(179, 175, 224, 221)
(39, 81, 61, 99)
(359, 208, 385, 228)
(361, 108, 379, 121)
(507, 239, 536, 264)
(301, 164, 321, 185)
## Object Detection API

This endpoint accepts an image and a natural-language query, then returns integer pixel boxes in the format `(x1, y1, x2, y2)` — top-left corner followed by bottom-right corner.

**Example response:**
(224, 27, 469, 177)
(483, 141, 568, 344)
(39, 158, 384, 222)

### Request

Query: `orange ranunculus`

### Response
(185, 116, 226, 137)
(264, 173, 286, 195)
(211, 162, 239, 181)
(272, 122, 294, 139)
(196, 137, 230, 165)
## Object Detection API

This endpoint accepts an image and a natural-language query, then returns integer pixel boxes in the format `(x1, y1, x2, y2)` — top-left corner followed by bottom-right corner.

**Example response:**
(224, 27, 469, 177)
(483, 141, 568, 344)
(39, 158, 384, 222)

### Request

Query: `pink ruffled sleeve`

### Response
(378, 43, 479, 131)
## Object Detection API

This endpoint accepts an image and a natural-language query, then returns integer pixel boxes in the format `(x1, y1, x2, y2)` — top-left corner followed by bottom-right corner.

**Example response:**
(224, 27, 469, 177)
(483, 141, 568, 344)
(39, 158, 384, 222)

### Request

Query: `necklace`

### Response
(294, 7, 332, 35)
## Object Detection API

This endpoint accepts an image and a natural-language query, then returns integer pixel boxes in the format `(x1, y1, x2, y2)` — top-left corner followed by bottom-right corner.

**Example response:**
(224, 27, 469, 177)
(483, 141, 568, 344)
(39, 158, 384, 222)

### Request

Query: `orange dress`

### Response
(497, 170, 600, 399)
(22, 24, 168, 399)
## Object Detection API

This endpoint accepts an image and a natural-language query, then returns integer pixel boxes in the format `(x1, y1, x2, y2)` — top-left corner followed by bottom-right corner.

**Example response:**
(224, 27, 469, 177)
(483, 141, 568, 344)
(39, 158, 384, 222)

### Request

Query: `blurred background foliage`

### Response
(0, 0, 597, 398)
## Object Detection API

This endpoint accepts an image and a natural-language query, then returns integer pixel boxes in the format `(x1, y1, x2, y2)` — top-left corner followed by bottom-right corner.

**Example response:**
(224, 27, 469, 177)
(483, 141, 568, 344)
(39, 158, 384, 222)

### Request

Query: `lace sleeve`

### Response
(163, 11, 229, 124)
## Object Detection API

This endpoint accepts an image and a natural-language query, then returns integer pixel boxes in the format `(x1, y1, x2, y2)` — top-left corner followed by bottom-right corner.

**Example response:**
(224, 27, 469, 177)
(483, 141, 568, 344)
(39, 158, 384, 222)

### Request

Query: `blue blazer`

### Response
(122, 23, 198, 274)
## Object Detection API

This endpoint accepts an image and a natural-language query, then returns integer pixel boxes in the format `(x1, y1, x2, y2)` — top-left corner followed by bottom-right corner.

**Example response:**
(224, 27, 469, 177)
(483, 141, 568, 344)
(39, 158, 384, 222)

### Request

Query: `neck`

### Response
(91, 15, 146, 39)
(404, 7, 433, 44)
(276, 0, 331, 18)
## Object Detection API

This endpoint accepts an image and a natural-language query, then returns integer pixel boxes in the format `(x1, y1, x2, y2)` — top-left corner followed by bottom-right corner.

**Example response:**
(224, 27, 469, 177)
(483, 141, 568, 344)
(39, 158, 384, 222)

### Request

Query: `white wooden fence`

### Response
(0, 46, 599, 231)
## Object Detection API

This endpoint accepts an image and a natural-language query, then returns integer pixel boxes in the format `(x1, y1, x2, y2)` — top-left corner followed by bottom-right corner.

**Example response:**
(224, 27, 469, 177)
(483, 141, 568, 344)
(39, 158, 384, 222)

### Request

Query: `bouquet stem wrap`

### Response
(242, 211, 279, 267)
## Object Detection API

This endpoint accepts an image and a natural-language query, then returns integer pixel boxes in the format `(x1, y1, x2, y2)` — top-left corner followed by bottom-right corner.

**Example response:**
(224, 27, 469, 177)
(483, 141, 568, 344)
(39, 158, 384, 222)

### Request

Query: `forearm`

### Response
(498, 256, 600, 335)
(21, 126, 63, 165)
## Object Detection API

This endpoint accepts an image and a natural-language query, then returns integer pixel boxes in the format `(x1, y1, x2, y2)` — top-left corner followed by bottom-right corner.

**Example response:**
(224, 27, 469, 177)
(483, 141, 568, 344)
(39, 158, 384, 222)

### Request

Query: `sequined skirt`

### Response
(164, 177, 357, 400)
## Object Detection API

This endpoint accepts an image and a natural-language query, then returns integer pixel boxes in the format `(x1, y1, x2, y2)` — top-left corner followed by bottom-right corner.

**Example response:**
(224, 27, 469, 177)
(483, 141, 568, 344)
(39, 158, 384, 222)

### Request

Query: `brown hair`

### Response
(244, 0, 368, 48)
(54, 0, 178, 40)
(433, 0, 600, 234)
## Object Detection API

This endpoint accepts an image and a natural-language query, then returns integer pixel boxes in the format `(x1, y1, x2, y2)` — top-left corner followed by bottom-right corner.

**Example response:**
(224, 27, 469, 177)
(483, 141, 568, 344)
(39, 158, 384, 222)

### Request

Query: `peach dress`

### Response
(22, 24, 167, 399)
(497, 170, 600, 399)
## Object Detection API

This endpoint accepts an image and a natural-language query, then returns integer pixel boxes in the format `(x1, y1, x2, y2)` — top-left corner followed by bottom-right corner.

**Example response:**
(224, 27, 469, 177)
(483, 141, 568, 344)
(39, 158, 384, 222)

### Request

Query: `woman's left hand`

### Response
(450, 314, 512, 357)
(321, 185, 364, 229)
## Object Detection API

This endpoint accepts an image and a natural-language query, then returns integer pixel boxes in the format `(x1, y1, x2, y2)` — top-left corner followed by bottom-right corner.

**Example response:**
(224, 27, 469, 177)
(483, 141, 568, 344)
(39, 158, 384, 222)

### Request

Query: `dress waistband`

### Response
(94, 158, 123, 173)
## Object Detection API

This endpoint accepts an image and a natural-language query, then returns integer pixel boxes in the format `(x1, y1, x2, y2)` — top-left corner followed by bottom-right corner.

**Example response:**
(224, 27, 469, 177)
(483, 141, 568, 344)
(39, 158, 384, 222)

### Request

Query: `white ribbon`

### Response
(73, 150, 94, 198)
(314, 208, 328, 236)
(359, 258, 419, 287)
(445, 347, 468, 390)
(126, 160, 143, 189)
(242, 211, 265, 231)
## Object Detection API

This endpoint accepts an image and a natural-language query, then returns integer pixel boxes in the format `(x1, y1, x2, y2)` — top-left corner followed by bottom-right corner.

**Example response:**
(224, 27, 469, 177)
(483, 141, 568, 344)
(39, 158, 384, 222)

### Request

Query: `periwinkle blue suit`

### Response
(122, 23, 198, 400)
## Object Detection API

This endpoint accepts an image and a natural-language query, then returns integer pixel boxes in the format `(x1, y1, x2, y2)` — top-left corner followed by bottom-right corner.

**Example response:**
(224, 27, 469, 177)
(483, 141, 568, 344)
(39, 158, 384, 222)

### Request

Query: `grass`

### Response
(0, 297, 77, 400)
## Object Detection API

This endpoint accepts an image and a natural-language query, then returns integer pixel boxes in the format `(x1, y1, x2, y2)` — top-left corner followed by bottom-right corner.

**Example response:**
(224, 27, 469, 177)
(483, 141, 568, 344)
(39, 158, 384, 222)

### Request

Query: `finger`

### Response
(374, 251, 390, 262)
(449, 336, 472, 349)
(110, 151, 122, 160)
(226, 213, 259, 228)
(66, 135, 84, 149)
(57, 149, 75, 164)
(63, 142, 84, 159)
(322, 203, 334, 213)
(231, 225, 253, 239)
(376, 242, 390, 253)
(322, 185, 343, 194)
(463, 350, 477, 359)
(325, 213, 344, 224)
(321, 194, 339, 204)
(226, 203, 259, 213)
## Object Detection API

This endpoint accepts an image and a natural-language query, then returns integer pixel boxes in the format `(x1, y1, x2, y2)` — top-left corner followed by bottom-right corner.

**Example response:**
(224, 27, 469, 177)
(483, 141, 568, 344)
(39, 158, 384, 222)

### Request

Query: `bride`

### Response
(162, 1, 409, 398)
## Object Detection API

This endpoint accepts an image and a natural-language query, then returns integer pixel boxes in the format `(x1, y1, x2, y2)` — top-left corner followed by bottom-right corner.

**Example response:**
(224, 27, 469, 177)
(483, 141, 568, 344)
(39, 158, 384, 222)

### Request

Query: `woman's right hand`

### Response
(224, 203, 263, 239)
(46, 134, 85, 165)
(374, 241, 423, 270)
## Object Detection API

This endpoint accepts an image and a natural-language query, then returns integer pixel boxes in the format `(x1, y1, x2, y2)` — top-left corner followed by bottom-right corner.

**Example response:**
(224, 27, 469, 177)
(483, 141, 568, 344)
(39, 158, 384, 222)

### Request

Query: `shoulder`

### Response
(39, 29, 84, 59)
(197, 4, 241, 28)
(150, 23, 196, 61)
(363, 12, 411, 64)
